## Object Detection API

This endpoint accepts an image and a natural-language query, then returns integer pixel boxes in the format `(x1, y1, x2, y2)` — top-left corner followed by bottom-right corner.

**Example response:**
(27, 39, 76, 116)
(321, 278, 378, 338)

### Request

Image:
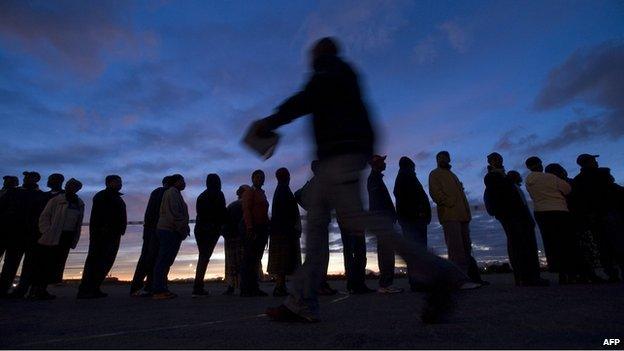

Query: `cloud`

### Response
(439, 21, 471, 53)
(0, 1, 158, 78)
(412, 20, 471, 64)
(413, 35, 438, 64)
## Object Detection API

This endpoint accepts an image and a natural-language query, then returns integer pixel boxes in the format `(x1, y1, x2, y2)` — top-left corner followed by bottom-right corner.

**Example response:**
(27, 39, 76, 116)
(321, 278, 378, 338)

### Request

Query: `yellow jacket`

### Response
(428, 167, 471, 223)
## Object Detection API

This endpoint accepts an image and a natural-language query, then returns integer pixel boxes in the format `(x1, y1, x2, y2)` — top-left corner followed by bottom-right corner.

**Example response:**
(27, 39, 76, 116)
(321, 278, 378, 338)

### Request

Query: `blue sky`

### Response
(1, 0, 623, 220)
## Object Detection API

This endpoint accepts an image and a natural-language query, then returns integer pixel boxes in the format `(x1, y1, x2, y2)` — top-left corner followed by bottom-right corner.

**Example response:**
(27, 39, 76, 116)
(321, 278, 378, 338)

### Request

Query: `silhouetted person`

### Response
(153, 174, 190, 300)
(131, 176, 173, 296)
(393, 156, 432, 291)
(223, 185, 250, 295)
(483, 153, 546, 286)
(571, 154, 624, 282)
(368, 155, 403, 294)
(545, 163, 604, 284)
(41, 173, 66, 284)
(268, 168, 302, 297)
(0, 176, 19, 263)
(429, 152, 485, 285)
(192, 174, 228, 297)
(256, 37, 473, 324)
(240, 170, 270, 297)
(29, 179, 84, 300)
(525, 156, 580, 284)
(78, 175, 127, 298)
(0, 171, 46, 298)
(294, 160, 366, 295)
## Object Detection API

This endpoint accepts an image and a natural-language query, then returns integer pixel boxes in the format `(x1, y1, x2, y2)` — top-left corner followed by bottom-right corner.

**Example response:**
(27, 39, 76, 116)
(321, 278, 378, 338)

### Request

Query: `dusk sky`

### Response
(1, 0, 623, 221)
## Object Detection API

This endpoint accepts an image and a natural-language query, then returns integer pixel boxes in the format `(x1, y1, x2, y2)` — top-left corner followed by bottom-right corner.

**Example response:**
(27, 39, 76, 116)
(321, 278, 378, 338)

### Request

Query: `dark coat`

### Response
(265, 54, 375, 160)
(89, 189, 127, 237)
(143, 186, 167, 229)
(367, 170, 396, 221)
(268, 182, 302, 275)
(483, 170, 533, 223)
(225, 200, 244, 239)
(393, 168, 431, 224)
(571, 167, 621, 217)
(195, 177, 227, 233)
(0, 185, 46, 245)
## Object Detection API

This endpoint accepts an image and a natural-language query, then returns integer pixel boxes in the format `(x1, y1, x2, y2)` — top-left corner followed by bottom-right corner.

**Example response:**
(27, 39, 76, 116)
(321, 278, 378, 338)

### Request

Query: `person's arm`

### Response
(555, 176, 572, 196)
(120, 199, 127, 235)
(262, 75, 322, 130)
(168, 190, 189, 235)
(428, 172, 451, 208)
(38, 197, 55, 236)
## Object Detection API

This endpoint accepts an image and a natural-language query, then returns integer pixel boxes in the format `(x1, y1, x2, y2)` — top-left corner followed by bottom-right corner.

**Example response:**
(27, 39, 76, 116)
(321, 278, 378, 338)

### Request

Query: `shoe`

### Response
(131, 289, 153, 298)
(273, 286, 289, 297)
(459, 281, 482, 290)
(29, 290, 56, 301)
(153, 291, 178, 300)
(240, 289, 268, 297)
(421, 287, 454, 324)
(222, 286, 235, 295)
(266, 304, 319, 323)
(7, 289, 26, 299)
(349, 286, 376, 295)
(192, 289, 210, 298)
(476, 279, 490, 286)
(378, 286, 404, 294)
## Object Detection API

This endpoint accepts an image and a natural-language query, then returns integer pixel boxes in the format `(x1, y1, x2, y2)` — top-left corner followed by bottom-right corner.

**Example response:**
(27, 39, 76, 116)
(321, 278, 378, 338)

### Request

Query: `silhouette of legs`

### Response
(152, 230, 183, 294)
(78, 233, 121, 296)
(193, 228, 220, 294)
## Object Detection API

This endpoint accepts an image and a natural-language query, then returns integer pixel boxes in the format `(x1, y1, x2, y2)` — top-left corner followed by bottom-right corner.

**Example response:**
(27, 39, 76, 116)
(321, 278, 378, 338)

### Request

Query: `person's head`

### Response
(206, 173, 221, 191)
(507, 170, 522, 185)
(251, 170, 265, 188)
(236, 184, 251, 200)
(22, 171, 41, 187)
(487, 152, 504, 169)
(310, 160, 320, 175)
(46, 173, 64, 191)
(576, 154, 599, 169)
(169, 174, 186, 191)
(310, 37, 339, 66)
(399, 156, 415, 171)
(436, 151, 451, 168)
(65, 178, 82, 196)
(2, 175, 18, 188)
(162, 175, 172, 187)
(544, 163, 568, 180)
(276, 167, 290, 184)
(369, 155, 387, 172)
(105, 175, 123, 192)
(525, 156, 543, 172)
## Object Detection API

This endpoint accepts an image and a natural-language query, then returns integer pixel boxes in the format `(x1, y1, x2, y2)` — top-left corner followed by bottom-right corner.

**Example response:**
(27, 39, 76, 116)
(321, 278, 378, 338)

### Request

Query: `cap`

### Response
(576, 154, 599, 166)
(22, 171, 41, 181)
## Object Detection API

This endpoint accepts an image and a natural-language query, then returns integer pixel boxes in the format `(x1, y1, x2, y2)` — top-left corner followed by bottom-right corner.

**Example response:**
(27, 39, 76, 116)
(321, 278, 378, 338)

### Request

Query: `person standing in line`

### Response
(524, 156, 580, 284)
(483, 153, 547, 286)
(30, 179, 84, 300)
(153, 174, 190, 300)
(393, 156, 432, 291)
(78, 175, 127, 299)
(256, 38, 475, 324)
(268, 168, 302, 297)
(0, 171, 46, 298)
(42, 173, 66, 284)
(429, 152, 487, 285)
(0, 176, 19, 264)
(571, 154, 624, 282)
(367, 155, 403, 294)
(130, 175, 172, 297)
(223, 185, 250, 295)
(240, 170, 270, 297)
(192, 174, 228, 297)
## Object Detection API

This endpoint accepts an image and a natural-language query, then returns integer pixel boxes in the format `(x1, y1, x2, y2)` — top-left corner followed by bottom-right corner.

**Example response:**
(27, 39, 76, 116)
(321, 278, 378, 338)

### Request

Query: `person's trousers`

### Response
(32, 243, 71, 289)
(284, 154, 469, 320)
(338, 223, 367, 291)
(193, 227, 221, 292)
(374, 216, 396, 288)
(400, 219, 429, 287)
(0, 245, 25, 294)
(240, 225, 268, 293)
(534, 211, 581, 274)
(130, 227, 160, 293)
(12, 242, 39, 295)
(79, 232, 122, 293)
(594, 211, 624, 279)
(499, 216, 541, 284)
(441, 221, 482, 282)
(153, 230, 183, 293)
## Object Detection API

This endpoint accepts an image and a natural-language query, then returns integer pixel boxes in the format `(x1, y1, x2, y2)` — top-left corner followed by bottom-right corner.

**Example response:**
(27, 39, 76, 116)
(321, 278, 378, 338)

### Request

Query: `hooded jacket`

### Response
(271, 182, 302, 237)
(195, 174, 228, 232)
(394, 167, 431, 224)
(264, 54, 375, 160)
(38, 193, 85, 248)
(367, 170, 397, 221)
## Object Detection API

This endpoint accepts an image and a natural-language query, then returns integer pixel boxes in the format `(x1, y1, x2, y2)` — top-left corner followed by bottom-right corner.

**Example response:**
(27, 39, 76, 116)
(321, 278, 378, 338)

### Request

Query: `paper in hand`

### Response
(242, 120, 280, 160)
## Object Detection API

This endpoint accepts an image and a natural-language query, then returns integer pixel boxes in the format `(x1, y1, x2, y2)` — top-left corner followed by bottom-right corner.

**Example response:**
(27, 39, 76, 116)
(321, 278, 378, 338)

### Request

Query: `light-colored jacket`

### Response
(428, 167, 471, 223)
(38, 194, 85, 248)
(525, 171, 571, 212)
(157, 187, 190, 236)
